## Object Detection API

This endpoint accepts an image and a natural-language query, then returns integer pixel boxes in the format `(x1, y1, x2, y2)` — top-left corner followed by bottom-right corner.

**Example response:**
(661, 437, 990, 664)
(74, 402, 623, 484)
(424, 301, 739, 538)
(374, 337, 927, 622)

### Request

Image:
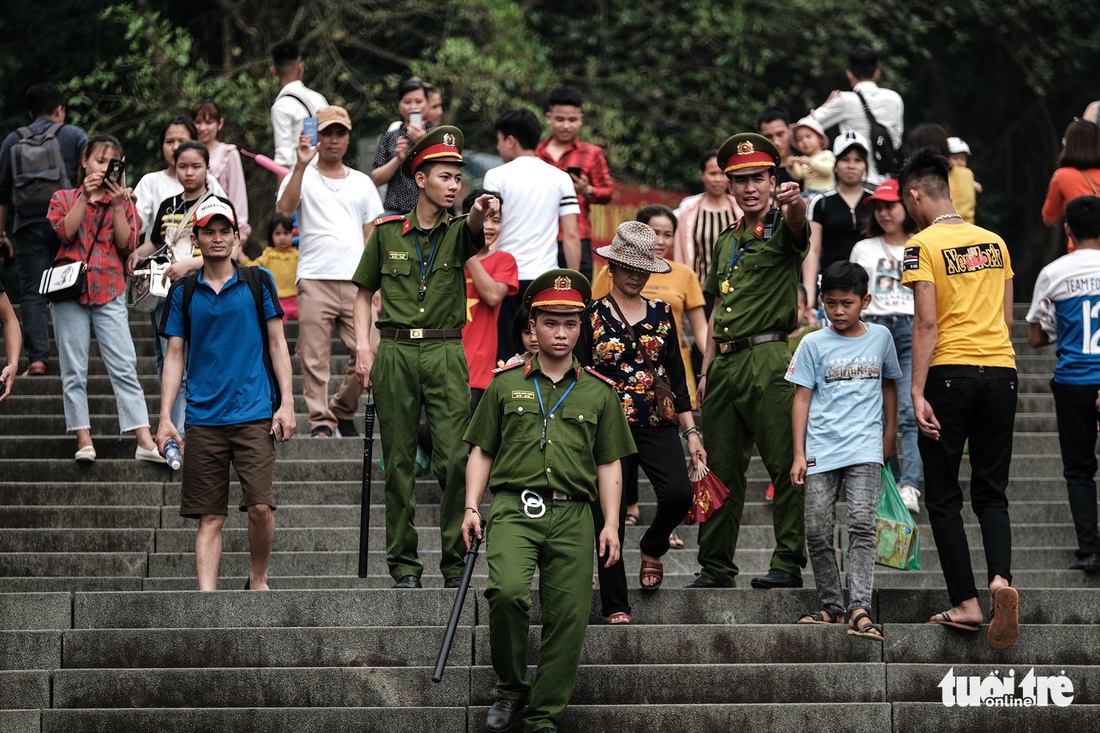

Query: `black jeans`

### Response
(918, 365, 1016, 606)
(13, 222, 61, 364)
(1051, 380, 1100, 557)
(593, 424, 694, 616)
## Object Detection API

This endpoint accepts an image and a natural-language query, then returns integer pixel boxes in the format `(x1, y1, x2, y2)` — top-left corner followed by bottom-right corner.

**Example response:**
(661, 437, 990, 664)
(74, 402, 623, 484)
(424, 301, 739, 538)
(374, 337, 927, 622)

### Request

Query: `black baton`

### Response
(358, 390, 376, 578)
(432, 520, 485, 683)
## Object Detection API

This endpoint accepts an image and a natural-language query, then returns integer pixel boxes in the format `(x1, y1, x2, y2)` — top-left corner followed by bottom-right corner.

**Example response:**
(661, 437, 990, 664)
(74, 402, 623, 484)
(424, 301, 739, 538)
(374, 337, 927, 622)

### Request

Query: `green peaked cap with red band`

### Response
(402, 125, 465, 178)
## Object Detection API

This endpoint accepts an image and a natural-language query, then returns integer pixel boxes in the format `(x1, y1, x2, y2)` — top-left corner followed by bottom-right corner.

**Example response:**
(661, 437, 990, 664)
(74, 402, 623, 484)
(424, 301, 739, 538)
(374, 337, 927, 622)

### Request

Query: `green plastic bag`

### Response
(875, 466, 921, 570)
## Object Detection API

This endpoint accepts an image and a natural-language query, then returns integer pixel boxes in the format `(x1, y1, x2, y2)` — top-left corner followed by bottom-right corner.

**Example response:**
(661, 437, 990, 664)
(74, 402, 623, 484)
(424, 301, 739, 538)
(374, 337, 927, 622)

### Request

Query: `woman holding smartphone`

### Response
(46, 135, 164, 464)
(370, 78, 433, 214)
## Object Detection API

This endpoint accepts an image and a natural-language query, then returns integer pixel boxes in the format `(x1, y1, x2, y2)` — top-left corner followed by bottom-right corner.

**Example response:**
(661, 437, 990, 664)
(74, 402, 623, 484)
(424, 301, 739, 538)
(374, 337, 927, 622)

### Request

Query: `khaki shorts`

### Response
(180, 420, 277, 518)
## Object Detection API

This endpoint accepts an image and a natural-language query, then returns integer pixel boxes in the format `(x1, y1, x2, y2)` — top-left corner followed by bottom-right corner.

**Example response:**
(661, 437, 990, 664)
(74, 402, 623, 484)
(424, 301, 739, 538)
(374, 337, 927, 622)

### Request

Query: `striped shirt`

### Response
(693, 206, 737, 284)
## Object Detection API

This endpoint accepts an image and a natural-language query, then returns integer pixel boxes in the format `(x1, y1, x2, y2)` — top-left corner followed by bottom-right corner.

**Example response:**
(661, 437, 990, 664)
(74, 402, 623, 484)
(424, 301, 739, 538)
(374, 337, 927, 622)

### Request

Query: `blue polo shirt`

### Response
(163, 266, 281, 426)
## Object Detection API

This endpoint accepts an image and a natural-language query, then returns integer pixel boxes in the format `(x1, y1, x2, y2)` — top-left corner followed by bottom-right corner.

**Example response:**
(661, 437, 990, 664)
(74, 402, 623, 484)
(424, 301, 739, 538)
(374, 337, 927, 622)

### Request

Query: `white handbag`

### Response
(39, 260, 87, 301)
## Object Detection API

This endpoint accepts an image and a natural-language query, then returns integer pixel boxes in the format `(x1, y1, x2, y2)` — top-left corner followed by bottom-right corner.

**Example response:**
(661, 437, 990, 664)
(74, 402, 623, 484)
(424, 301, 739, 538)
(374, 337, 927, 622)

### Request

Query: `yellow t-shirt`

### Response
(592, 260, 706, 406)
(949, 165, 977, 224)
(901, 222, 1015, 368)
(242, 246, 298, 298)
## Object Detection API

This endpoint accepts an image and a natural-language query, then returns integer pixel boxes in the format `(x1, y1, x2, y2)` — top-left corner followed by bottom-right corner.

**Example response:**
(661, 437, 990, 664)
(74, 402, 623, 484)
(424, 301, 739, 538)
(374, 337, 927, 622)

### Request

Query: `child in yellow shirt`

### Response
(243, 215, 299, 321)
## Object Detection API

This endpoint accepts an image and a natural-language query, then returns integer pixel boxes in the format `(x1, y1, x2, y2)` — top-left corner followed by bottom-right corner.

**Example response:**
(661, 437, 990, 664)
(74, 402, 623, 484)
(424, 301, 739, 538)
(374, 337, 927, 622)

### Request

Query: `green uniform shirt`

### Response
(463, 355, 636, 502)
(705, 218, 809, 341)
(352, 209, 483, 329)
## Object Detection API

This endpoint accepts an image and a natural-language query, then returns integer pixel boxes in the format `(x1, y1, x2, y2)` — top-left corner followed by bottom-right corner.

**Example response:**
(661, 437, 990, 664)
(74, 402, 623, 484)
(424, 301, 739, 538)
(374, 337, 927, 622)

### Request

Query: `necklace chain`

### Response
(932, 213, 963, 224)
(321, 166, 349, 192)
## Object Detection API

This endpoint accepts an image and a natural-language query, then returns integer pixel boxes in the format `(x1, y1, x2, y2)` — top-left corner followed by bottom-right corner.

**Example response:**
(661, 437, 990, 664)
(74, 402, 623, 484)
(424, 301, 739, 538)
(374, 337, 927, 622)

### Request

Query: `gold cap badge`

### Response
(554, 276, 571, 290)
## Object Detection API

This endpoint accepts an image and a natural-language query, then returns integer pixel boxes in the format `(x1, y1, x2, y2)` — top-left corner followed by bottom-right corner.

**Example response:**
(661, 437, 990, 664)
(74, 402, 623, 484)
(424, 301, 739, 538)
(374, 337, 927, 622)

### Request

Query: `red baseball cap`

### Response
(866, 179, 901, 203)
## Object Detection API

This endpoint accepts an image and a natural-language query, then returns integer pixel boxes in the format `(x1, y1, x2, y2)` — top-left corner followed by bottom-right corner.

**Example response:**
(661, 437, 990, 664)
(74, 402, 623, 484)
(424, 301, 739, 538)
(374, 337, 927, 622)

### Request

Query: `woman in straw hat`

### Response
(583, 220, 705, 622)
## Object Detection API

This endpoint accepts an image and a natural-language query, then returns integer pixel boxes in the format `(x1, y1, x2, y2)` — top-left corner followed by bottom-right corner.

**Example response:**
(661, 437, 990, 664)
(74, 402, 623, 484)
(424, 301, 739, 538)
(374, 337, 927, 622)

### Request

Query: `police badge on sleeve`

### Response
(903, 246, 920, 271)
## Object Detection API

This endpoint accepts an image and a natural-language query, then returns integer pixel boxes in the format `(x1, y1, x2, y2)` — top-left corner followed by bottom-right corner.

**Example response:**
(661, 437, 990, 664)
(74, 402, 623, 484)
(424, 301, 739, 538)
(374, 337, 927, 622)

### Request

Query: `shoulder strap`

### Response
(583, 366, 617, 388)
(1083, 169, 1100, 197)
(372, 214, 406, 226)
(45, 122, 64, 137)
(180, 274, 199, 343)
(283, 93, 314, 116)
(853, 90, 880, 126)
(238, 266, 282, 410)
(16, 126, 33, 140)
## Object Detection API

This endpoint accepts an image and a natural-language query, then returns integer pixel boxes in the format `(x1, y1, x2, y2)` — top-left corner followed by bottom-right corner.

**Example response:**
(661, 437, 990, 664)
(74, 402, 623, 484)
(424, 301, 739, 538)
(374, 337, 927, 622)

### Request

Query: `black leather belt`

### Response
(379, 328, 463, 340)
(715, 332, 787, 355)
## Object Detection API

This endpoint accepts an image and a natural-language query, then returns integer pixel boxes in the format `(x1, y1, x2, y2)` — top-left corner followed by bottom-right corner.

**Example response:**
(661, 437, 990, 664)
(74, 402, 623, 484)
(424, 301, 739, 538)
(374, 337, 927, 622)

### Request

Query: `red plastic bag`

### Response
(683, 462, 730, 525)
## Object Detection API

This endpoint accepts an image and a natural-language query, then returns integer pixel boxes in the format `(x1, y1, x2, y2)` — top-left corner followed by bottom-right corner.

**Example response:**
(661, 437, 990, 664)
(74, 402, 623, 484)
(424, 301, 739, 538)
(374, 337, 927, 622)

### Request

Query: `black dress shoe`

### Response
(393, 575, 423, 589)
(684, 572, 721, 589)
(750, 568, 803, 588)
(1070, 553, 1100, 572)
(485, 697, 525, 731)
(336, 418, 359, 437)
(443, 577, 462, 589)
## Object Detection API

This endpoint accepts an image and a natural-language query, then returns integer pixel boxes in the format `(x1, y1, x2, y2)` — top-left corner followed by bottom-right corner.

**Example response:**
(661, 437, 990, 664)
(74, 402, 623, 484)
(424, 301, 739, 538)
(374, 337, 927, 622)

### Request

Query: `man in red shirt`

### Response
(536, 86, 613, 277)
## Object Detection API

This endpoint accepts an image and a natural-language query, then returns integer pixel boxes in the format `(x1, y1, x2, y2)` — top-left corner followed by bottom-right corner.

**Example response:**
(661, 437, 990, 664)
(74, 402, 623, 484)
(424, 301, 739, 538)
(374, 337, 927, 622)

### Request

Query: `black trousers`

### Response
(1051, 380, 1100, 557)
(593, 424, 693, 616)
(918, 365, 1016, 606)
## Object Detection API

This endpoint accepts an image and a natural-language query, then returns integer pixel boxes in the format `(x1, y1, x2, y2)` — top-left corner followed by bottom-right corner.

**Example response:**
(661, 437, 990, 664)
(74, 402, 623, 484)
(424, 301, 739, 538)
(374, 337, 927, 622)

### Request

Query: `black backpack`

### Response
(854, 91, 900, 176)
(159, 266, 283, 411)
(10, 123, 71, 217)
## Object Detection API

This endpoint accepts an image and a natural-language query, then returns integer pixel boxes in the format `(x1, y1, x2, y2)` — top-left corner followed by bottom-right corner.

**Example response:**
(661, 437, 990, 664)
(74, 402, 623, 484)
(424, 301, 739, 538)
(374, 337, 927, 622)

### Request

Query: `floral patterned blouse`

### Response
(586, 295, 691, 426)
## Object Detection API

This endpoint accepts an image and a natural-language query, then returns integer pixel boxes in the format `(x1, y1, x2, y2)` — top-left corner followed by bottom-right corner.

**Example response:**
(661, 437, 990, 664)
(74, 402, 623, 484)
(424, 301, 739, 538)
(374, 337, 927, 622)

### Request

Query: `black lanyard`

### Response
(412, 227, 444, 301)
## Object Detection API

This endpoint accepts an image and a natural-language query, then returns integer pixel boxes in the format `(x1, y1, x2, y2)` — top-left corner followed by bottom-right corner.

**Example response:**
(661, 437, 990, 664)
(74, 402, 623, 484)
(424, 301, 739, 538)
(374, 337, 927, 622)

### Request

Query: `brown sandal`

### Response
(639, 559, 664, 590)
(987, 586, 1020, 650)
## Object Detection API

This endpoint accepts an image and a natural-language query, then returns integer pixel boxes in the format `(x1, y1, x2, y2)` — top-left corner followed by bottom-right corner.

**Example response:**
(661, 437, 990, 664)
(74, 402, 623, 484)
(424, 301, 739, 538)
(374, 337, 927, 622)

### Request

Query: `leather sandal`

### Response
(605, 611, 634, 624)
(848, 609, 884, 641)
(797, 609, 841, 625)
(639, 559, 664, 590)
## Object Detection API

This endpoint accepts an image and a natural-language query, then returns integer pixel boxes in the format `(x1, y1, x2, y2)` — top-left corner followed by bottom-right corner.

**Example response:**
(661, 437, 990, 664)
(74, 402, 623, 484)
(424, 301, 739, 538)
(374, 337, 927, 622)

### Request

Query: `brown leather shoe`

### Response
(23, 361, 46, 376)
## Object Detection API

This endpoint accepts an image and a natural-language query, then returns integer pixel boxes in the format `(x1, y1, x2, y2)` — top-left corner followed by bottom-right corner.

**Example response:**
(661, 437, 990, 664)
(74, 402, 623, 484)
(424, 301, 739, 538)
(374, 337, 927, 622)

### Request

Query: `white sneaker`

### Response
(899, 484, 920, 514)
(135, 445, 167, 464)
(74, 445, 96, 463)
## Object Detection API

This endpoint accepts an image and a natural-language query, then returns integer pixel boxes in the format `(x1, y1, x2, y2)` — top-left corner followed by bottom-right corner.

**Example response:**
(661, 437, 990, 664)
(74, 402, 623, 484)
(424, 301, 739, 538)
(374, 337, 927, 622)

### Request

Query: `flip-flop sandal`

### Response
(987, 586, 1020, 650)
(847, 609, 884, 641)
(639, 559, 664, 590)
(624, 513, 640, 526)
(605, 611, 634, 625)
(668, 531, 685, 549)
(928, 610, 980, 632)
(797, 609, 841, 625)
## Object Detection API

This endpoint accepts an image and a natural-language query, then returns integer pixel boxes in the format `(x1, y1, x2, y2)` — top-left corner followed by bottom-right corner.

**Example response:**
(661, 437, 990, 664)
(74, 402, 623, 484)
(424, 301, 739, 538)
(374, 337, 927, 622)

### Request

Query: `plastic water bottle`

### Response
(164, 439, 183, 471)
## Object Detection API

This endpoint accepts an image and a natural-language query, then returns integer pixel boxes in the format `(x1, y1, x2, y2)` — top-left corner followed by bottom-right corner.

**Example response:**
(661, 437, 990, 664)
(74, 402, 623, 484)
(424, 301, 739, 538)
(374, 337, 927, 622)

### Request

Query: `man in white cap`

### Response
(158, 196, 296, 591)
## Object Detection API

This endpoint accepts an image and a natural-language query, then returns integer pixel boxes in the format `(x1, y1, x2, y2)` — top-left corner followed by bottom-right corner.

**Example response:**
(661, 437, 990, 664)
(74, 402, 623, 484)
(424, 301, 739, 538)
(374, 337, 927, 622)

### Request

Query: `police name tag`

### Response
(520, 489, 546, 518)
(388, 251, 409, 260)
(511, 390, 534, 400)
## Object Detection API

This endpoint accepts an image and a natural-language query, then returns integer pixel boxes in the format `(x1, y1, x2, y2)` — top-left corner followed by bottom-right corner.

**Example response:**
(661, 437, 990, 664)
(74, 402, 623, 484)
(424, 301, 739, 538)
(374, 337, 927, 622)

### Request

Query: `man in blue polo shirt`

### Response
(157, 197, 295, 591)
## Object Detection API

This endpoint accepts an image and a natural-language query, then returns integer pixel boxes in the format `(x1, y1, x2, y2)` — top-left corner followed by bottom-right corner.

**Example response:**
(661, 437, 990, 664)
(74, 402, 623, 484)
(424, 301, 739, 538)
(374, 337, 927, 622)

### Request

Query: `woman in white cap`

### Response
(584, 221, 705, 622)
(803, 130, 873, 321)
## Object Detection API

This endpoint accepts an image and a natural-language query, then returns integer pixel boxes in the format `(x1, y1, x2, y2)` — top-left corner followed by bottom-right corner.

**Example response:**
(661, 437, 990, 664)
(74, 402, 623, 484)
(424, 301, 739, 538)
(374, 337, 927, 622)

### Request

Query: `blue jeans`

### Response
(151, 296, 187, 435)
(13, 222, 61, 363)
(866, 314, 921, 487)
(51, 293, 151, 433)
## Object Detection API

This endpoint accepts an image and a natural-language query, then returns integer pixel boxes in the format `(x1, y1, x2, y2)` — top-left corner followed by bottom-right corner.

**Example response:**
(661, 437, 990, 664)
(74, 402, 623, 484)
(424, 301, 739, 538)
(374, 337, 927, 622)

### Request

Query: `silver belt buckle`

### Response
(409, 328, 424, 339)
(520, 489, 546, 518)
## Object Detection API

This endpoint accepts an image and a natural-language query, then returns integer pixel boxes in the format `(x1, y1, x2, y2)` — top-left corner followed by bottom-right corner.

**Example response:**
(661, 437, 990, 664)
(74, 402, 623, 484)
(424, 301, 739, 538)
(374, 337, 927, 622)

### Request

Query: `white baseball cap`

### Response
(947, 136, 971, 155)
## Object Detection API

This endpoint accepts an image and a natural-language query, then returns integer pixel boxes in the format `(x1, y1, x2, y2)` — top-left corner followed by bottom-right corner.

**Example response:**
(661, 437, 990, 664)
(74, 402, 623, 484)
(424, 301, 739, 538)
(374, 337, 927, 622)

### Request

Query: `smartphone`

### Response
(408, 109, 422, 129)
(567, 166, 583, 179)
(302, 117, 318, 146)
(106, 158, 125, 185)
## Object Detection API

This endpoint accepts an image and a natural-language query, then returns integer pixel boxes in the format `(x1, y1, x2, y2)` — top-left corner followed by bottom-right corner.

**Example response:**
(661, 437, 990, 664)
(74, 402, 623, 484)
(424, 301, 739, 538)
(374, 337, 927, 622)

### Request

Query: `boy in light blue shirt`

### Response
(786, 260, 900, 640)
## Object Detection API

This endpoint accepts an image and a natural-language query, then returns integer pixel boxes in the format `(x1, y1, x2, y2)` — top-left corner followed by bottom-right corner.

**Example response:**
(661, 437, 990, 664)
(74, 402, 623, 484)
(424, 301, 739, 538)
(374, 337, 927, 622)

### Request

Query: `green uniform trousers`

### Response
(373, 338, 469, 581)
(697, 341, 807, 585)
(485, 492, 594, 733)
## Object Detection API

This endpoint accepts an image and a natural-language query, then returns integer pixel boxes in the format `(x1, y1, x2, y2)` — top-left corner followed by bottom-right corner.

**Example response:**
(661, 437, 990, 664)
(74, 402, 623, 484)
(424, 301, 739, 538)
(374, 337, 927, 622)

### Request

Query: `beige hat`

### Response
(595, 221, 672, 274)
(790, 116, 829, 151)
(317, 106, 352, 132)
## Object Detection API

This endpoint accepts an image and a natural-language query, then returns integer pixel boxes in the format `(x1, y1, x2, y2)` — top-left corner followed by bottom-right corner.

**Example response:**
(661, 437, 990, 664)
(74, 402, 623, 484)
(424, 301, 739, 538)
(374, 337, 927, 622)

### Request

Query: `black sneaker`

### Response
(310, 425, 333, 438)
(336, 419, 358, 437)
(750, 568, 803, 588)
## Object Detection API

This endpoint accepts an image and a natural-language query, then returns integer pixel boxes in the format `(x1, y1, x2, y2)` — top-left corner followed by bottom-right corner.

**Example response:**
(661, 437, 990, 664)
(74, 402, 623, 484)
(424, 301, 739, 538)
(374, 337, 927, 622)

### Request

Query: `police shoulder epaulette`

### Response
(584, 367, 617, 387)
(446, 213, 469, 227)
(372, 214, 406, 226)
(492, 359, 526, 375)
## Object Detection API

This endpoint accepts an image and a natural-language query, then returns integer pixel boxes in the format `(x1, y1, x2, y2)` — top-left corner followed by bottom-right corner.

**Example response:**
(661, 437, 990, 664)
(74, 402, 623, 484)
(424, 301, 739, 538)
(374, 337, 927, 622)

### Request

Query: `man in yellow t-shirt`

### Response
(899, 149, 1019, 651)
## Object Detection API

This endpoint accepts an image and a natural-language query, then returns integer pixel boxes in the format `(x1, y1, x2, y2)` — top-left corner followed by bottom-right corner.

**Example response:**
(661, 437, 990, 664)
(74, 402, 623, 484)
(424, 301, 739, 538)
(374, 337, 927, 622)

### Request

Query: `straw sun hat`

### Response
(595, 221, 672, 274)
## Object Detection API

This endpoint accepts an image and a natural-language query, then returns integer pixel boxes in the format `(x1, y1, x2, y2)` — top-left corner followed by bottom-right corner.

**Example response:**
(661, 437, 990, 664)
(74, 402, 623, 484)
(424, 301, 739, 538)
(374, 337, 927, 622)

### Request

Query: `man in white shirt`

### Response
(482, 108, 581, 361)
(812, 45, 904, 185)
(277, 106, 384, 437)
(270, 39, 329, 170)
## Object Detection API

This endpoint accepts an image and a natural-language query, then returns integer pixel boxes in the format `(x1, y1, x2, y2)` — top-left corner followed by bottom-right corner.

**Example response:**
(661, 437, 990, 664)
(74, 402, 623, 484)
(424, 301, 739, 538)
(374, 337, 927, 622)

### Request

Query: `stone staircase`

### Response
(1, 304, 1098, 731)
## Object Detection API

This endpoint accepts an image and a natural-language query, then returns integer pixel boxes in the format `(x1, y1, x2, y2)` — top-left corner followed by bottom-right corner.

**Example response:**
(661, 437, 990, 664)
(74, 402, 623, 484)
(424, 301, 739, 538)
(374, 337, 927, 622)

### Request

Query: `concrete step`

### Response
(0, 577, 143, 593)
(35, 708, 466, 733)
(0, 529, 155, 553)
(0, 483, 164, 507)
(0, 631, 60, 671)
(0, 506, 160, 529)
(0, 671, 48, 711)
(0, 593, 71, 630)
(0, 553, 147, 578)
(891, 703, 1100, 732)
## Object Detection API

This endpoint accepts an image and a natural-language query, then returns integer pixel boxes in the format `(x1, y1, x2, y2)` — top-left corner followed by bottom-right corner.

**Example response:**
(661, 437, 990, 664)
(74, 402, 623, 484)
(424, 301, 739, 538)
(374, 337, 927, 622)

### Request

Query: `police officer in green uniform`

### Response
(462, 270, 635, 733)
(353, 125, 500, 588)
(689, 132, 809, 589)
